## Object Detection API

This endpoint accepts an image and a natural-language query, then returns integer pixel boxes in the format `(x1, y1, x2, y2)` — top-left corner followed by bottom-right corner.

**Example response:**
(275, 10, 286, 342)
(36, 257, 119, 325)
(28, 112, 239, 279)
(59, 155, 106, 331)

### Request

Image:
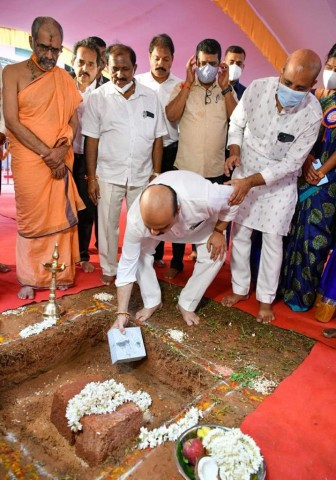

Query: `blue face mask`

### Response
(277, 82, 307, 108)
(196, 64, 218, 84)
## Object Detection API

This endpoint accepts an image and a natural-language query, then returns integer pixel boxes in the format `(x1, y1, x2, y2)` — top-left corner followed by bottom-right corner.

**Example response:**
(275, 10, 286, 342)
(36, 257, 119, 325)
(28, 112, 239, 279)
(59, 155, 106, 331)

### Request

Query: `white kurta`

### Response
(229, 77, 322, 235)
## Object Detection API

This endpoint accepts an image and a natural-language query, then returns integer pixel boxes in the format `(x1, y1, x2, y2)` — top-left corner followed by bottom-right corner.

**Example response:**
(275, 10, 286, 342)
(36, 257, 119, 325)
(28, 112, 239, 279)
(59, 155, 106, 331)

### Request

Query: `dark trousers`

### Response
(154, 142, 185, 271)
(73, 153, 97, 262)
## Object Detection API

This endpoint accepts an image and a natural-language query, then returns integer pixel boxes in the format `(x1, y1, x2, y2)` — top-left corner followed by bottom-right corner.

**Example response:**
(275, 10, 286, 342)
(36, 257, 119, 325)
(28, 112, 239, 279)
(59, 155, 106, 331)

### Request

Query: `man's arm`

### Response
(84, 136, 100, 205)
(149, 136, 163, 181)
(3, 66, 51, 157)
(218, 62, 237, 118)
(113, 284, 135, 333)
(166, 55, 196, 123)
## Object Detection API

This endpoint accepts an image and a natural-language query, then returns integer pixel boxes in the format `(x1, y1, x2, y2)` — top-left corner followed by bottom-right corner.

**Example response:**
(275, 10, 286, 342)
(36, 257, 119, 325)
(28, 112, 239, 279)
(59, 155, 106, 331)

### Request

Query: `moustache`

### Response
(155, 67, 166, 72)
(80, 72, 90, 77)
(116, 77, 127, 82)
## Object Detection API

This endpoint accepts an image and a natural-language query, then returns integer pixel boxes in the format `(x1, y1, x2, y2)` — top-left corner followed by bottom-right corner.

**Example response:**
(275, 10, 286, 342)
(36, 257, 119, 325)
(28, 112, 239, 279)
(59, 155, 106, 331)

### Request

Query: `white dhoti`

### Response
(136, 239, 225, 311)
(231, 223, 283, 304)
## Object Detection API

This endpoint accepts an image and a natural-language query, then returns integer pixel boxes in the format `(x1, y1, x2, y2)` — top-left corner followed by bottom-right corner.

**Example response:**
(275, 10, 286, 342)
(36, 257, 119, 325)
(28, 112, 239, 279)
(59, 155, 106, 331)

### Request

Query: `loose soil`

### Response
(0, 282, 314, 479)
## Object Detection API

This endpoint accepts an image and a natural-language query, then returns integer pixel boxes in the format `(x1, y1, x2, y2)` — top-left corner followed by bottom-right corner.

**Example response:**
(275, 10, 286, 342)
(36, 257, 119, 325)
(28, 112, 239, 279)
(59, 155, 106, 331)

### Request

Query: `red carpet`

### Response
(241, 341, 336, 479)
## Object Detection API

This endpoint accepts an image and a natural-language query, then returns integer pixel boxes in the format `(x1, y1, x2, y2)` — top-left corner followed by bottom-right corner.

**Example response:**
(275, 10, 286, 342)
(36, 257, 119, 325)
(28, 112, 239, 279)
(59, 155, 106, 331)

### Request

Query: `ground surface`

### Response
(0, 282, 314, 479)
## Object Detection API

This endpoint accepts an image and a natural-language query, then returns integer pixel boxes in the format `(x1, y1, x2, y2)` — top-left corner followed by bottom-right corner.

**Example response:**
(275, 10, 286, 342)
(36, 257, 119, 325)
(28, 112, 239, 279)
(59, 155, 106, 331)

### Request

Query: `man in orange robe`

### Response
(3, 16, 83, 299)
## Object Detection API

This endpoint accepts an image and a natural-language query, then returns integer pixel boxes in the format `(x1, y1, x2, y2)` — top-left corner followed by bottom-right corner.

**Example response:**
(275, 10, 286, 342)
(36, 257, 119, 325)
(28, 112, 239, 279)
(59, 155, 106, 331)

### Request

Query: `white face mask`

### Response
(277, 82, 307, 108)
(323, 69, 336, 90)
(114, 80, 134, 94)
(196, 64, 219, 84)
(229, 64, 242, 82)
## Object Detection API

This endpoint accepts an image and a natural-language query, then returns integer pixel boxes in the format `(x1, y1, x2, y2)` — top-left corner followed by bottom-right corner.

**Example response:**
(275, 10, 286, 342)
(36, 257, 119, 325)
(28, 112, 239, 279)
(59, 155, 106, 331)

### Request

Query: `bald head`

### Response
(140, 184, 178, 234)
(284, 49, 321, 81)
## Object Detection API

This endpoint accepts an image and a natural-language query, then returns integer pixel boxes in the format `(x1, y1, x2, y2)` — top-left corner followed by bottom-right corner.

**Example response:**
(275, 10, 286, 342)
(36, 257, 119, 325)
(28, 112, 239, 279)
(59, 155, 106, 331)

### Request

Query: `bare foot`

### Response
(154, 259, 166, 268)
(135, 303, 162, 322)
(17, 286, 35, 299)
(80, 261, 95, 273)
(58, 285, 69, 291)
(0, 263, 10, 273)
(256, 302, 275, 324)
(164, 267, 180, 279)
(178, 304, 200, 326)
(221, 293, 249, 307)
(101, 274, 115, 285)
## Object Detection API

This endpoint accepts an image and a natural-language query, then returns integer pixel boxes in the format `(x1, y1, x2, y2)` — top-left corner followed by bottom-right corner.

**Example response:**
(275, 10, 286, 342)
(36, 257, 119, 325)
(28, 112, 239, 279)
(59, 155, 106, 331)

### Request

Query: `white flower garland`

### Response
(138, 407, 203, 449)
(2, 306, 27, 316)
(93, 292, 114, 302)
(19, 317, 57, 338)
(202, 427, 263, 480)
(66, 379, 152, 432)
(167, 329, 187, 343)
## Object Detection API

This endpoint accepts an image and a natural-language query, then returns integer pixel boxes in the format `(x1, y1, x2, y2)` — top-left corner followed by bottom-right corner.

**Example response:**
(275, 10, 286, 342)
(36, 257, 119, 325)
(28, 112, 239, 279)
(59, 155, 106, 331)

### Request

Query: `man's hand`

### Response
(42, 144, 69, 170)
(217, 61, 229, 90)
(225, 177, 251, 205)
(207, 231, 227, 261)
(303, 154, 320, 184)
(186, 55, 196, 85)
(51, 163, 67, 179)
(112, 313, 130, 334)
(88, 179, 100, 205)
(224, 154, 240, 177)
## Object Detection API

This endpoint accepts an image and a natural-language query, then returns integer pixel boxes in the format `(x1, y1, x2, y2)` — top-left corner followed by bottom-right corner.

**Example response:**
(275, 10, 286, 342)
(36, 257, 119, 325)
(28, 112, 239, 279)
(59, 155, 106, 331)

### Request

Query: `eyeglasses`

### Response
(36, 43, 62, 56)
(205, 89, 212, 105)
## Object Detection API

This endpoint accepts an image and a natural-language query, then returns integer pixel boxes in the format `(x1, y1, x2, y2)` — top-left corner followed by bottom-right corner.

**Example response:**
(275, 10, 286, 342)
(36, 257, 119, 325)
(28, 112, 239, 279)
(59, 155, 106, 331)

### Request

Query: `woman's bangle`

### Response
(317, 170, 325, 179)
(214, 227, 224, 234)
(116, 312, 131, 317)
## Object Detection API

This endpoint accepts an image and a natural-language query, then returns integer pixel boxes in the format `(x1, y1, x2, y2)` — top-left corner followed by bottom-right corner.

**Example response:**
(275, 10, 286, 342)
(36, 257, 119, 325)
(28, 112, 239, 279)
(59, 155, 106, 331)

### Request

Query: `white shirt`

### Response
(0, 65, 5, 135)
(229, 77, 322, 235)
(73, 79, 97, 154)
(82, 81, 167, 187)
(135, 71, 182, 147)
(115, 170, 238, 286)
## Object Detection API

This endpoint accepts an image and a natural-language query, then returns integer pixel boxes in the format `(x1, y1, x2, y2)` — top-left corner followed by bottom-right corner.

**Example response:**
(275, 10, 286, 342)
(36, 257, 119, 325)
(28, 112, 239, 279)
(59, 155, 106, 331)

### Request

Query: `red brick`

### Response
(50, 375, 104, 445)
(75, 403, 143, 466)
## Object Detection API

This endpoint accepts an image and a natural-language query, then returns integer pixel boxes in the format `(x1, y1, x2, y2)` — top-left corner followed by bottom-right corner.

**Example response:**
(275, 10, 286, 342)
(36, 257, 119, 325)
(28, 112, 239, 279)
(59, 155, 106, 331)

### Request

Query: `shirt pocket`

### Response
(141, 111, 155, 140)
(266, 136, 294, 161)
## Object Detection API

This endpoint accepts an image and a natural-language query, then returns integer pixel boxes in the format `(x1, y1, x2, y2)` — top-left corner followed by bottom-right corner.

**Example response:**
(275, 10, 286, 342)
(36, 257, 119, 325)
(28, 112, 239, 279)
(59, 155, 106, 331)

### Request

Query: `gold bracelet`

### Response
(88, 179, 97, 183)
(214, 227, 224, 234)
(116, 312, 131, 317)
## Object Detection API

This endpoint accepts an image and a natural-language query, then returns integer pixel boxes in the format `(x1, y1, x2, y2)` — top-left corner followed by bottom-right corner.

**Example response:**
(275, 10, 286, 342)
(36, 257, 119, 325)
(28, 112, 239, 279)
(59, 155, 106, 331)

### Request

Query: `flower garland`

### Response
(202, 427, 263, 479)
(167, 329, 187, 343)
(19, 317, 57, 338)
(93, 292, 114, 302)
(138, 407, 203, 449)
(66, 379, 152, 432)
(2, 306, 27, 316)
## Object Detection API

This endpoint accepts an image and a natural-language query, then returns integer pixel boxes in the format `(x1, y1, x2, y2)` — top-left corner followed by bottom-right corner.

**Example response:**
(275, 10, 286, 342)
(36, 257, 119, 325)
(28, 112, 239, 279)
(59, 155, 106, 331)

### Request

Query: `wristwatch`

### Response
(221, 85, 233, 96)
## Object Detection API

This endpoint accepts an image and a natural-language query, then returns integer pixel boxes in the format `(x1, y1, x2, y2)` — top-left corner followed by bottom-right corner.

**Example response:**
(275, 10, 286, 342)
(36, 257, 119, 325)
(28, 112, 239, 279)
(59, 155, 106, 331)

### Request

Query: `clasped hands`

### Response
(42, 144, 69, 179)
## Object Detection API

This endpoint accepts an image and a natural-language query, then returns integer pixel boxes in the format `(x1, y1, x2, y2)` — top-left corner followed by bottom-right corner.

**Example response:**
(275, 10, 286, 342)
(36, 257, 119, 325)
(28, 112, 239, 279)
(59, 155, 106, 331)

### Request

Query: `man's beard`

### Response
(38, 57, 57, 70)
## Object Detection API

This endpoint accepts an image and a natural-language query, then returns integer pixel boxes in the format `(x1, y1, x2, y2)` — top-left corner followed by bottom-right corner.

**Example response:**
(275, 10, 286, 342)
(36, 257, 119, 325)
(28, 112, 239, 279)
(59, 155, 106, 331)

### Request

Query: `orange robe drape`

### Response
(7, 67, 84, 288)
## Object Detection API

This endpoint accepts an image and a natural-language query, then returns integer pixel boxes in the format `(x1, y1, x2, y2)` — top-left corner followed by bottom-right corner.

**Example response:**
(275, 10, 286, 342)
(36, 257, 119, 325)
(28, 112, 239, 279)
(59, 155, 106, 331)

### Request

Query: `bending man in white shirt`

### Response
(113, 170, 238, 332)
